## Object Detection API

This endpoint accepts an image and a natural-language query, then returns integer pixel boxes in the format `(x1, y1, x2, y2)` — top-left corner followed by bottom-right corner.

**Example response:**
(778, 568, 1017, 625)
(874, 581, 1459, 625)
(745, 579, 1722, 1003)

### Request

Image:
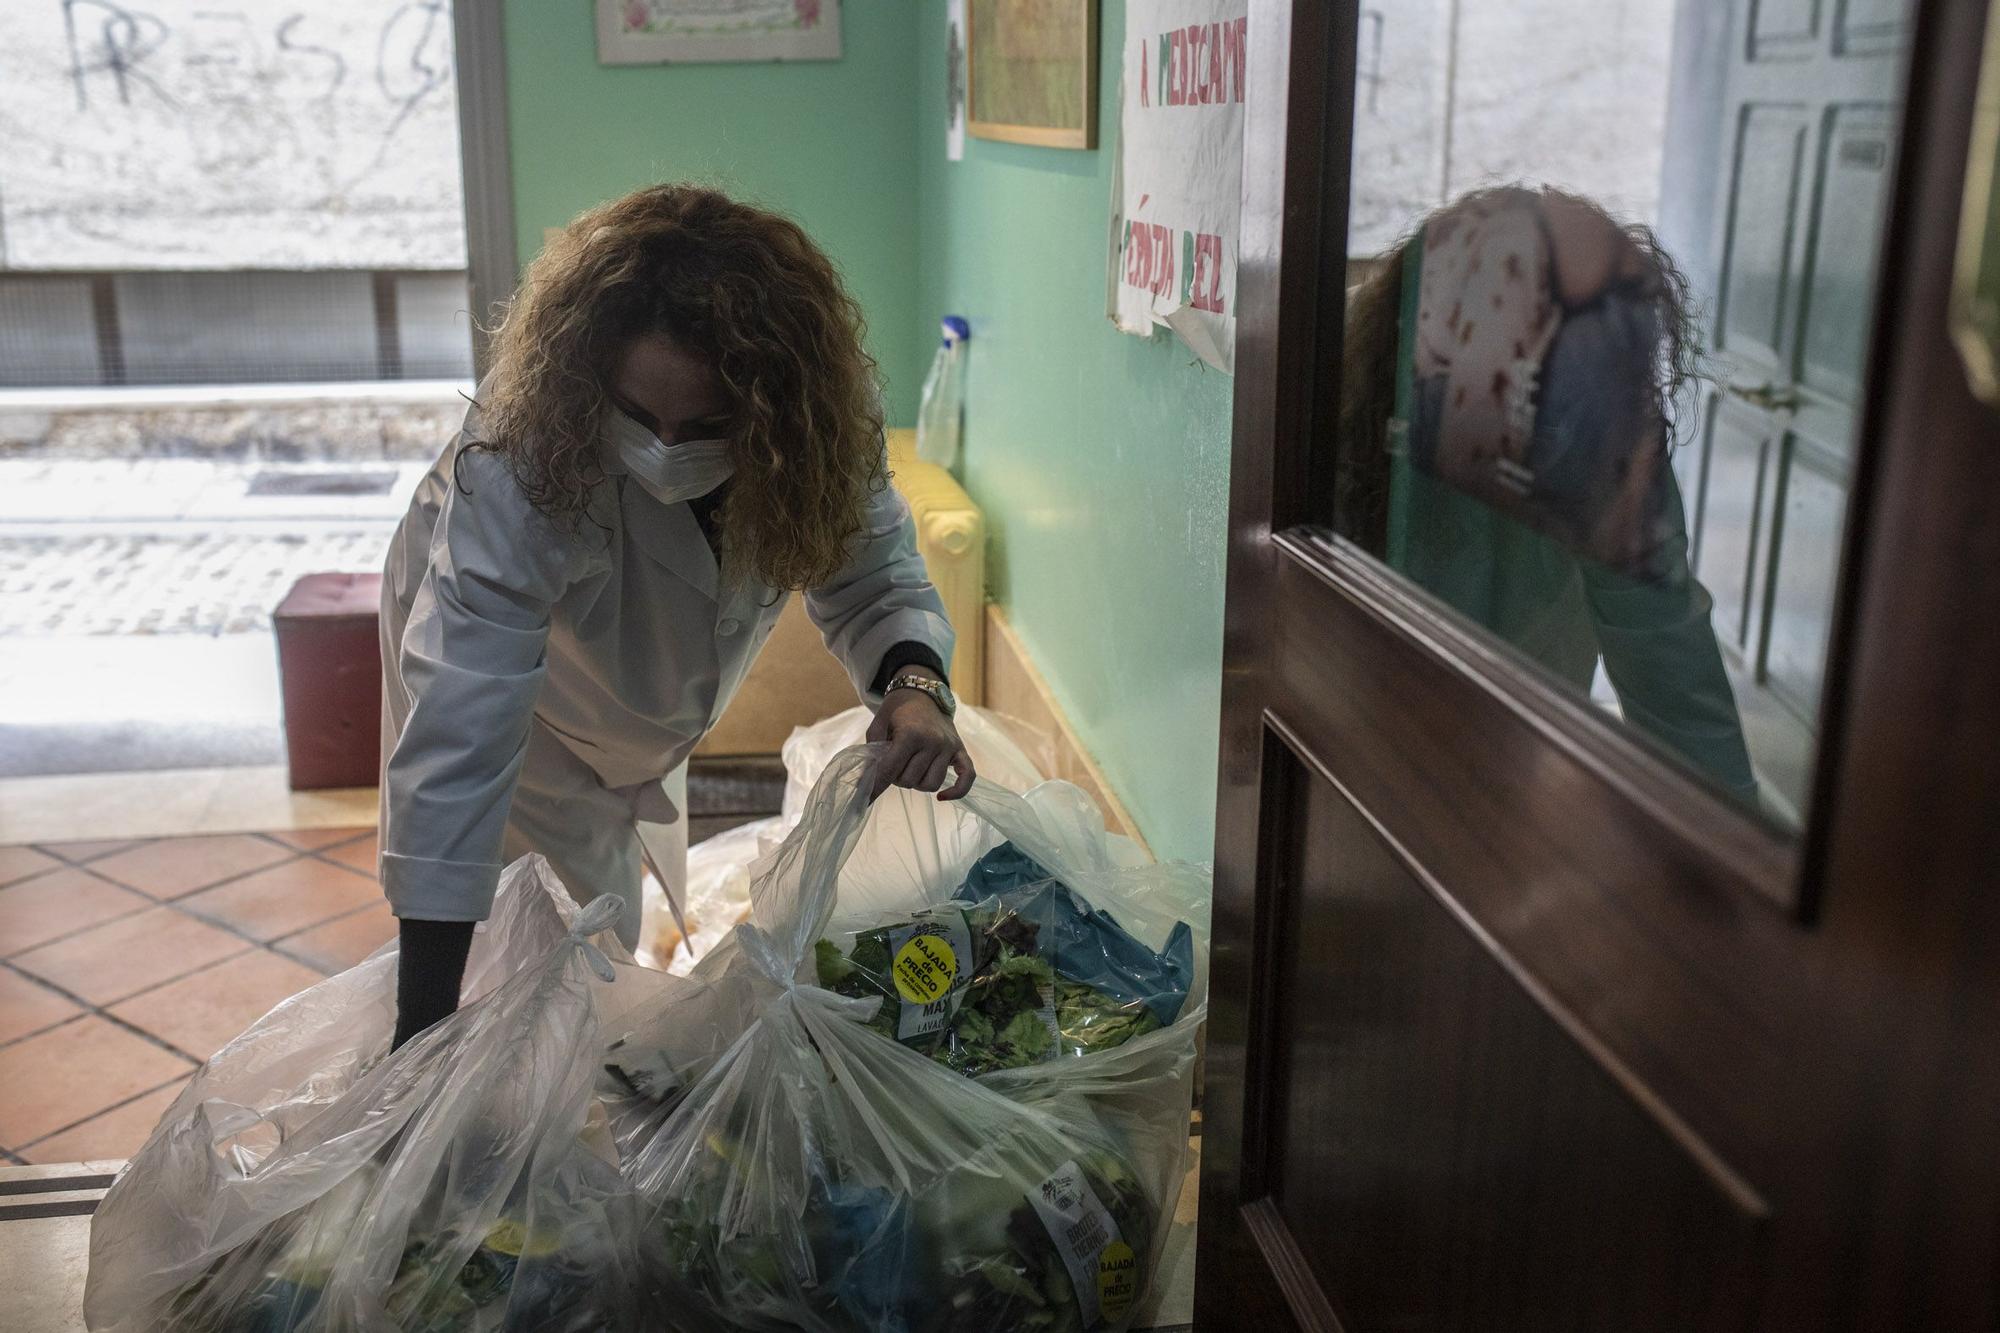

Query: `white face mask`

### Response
(604, 408, 735, 504)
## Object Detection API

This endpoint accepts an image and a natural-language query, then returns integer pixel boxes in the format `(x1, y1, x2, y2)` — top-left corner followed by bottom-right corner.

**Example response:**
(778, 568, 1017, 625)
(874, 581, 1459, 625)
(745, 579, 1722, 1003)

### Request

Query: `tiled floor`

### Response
(0, 829, 388, 1166)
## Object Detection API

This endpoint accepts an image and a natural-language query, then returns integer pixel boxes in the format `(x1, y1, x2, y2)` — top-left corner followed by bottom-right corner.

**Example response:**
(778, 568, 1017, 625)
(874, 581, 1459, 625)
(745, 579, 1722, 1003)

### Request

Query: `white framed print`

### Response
(597, 0, 843, 65)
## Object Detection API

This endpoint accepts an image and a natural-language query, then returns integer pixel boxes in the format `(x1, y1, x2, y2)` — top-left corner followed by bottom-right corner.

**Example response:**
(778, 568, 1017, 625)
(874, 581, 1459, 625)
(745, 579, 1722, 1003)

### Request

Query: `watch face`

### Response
(891, 674, 956, 714)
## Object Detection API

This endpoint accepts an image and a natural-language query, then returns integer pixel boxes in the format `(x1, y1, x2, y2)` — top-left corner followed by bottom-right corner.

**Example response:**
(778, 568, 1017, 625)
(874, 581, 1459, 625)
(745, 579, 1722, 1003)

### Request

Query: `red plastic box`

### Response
(273, 572, 383, 790)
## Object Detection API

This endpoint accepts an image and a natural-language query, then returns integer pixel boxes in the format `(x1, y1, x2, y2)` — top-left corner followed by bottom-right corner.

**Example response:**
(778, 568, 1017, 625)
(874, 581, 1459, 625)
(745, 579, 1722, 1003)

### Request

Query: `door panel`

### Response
(1762, 443, 1847, 718)
(1260, 722, 1767, 1333)
(1800, 105, 1897, 402)
(1836, 0, 1912, 54)
(1720, 106, 1811, 370)
(1696, 399, 1772, 655)
(1751, 0, 1823, 61)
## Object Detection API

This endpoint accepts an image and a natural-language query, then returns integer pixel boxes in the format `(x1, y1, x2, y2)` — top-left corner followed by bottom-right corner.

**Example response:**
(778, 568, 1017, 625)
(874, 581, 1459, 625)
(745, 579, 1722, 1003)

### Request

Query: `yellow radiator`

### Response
(885, 428, 986, 705)
(696, 428, 985, 755)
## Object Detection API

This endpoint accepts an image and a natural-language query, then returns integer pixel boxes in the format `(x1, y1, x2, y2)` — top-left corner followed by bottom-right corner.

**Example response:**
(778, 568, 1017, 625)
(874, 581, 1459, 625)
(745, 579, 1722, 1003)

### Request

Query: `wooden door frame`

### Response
(1197, 0, 2000, 1325)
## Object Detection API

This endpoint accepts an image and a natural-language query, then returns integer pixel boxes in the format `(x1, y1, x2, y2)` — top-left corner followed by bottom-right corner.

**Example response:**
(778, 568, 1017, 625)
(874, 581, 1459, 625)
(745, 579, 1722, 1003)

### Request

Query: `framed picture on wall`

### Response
(597, 0, 842, 65)
(967, 0, 1098, 149)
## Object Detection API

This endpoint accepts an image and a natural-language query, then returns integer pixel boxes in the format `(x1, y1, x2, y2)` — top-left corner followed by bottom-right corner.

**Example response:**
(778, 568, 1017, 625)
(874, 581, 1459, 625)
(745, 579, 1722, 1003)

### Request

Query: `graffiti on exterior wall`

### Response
(0, 1, 467, 270)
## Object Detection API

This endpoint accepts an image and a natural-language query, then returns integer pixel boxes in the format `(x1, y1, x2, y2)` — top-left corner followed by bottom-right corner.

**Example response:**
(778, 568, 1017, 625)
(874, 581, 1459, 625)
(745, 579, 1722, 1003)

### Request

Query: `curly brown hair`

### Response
(473, 183, 886, 591)
(1337, 186, 1703, 551)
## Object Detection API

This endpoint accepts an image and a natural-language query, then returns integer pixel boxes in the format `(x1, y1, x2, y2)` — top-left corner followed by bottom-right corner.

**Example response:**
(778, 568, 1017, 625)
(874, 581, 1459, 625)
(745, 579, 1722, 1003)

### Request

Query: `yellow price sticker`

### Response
(484, 1219, 528, 1257)
(1097, 1239, 1138, 1323)
(484, 1218, 565, 1259)
(892, 931, 959, 1004)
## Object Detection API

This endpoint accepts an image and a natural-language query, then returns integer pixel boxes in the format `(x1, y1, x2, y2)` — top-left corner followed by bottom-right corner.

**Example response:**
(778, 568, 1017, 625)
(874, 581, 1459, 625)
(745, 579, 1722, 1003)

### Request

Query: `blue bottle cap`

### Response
(941, 315, 971, 343)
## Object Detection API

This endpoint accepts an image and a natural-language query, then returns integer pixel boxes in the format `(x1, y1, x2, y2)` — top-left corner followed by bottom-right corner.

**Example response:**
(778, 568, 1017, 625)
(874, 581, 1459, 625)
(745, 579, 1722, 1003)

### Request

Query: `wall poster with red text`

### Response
(1107, 0, 1248, 374)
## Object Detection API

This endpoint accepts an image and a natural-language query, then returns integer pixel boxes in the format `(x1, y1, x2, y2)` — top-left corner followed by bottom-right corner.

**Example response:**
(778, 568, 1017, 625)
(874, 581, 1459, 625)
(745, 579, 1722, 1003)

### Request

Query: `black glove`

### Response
(391, 918, 475, 1050)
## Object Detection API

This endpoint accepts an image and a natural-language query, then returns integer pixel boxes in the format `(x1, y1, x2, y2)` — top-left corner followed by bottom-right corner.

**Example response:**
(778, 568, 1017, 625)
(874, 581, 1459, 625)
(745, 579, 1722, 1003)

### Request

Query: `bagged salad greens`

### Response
(630, 1073, 1154, 1333)
(157, 1136, 632, 1333)
(606, 743, 1208, 1332)
(813, 843, 1196, 1076)
(85, 867, 651, 1333)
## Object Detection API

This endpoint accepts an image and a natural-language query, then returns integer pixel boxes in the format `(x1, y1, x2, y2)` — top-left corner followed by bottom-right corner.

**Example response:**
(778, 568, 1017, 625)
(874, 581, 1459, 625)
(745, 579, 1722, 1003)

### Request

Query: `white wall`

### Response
(0, 0, 467, 271)
(1349, 0, 1677, 255)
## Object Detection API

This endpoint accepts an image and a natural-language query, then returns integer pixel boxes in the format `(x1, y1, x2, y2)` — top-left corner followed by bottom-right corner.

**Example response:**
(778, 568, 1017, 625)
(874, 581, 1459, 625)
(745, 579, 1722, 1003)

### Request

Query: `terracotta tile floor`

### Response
(0, 828, 386, 1165)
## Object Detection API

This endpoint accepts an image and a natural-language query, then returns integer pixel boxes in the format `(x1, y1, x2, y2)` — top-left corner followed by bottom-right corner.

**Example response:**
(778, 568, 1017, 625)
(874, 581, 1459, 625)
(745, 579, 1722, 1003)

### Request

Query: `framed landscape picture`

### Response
(597, 0, 842, 65)
(967, 0, 1098, 149)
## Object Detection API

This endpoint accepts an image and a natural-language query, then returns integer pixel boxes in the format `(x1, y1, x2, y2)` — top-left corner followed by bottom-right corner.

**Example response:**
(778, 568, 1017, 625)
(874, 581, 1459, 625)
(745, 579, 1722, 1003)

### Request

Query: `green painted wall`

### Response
(914, 3, 1232, 863)
(501, 1, 926, 422)
(500, 3, 1231, 863)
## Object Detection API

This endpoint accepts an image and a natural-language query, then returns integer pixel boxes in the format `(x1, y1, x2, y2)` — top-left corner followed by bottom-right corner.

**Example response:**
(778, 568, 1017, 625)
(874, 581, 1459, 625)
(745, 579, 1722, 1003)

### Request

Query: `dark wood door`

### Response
(1194, 2, 2000, 1330)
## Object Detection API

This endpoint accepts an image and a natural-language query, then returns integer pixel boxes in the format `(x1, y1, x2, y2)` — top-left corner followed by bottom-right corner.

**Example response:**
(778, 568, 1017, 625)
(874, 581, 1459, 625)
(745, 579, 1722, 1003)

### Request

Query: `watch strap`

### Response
(886, 673, 956, 716)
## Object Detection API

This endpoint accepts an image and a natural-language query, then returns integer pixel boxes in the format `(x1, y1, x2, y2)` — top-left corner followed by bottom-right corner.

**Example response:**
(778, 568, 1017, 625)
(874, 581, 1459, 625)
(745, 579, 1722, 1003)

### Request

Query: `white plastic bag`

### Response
(611, 744, 1209, 1332)
(640, 704, 1064, 973)
(639, 815, 781, 970)
(776, 704, 1055, 828)
(84, 861, 646, 1333)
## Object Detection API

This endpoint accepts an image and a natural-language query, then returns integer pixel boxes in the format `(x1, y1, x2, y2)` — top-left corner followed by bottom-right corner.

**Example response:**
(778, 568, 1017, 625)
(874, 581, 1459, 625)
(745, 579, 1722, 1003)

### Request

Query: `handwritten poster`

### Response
(1108, 0, 1248, 373)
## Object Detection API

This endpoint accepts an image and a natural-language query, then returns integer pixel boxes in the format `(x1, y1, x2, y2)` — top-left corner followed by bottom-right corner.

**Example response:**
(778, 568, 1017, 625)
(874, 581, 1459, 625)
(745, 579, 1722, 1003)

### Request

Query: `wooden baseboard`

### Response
(982, 604, 1150, 858)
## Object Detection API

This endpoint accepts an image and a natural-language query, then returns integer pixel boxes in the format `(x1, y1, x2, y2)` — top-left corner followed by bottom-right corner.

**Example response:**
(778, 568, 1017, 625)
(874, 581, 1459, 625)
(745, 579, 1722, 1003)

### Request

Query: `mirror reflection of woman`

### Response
(1341, 186, 1759, 806)
(378, 185, 972, 1048)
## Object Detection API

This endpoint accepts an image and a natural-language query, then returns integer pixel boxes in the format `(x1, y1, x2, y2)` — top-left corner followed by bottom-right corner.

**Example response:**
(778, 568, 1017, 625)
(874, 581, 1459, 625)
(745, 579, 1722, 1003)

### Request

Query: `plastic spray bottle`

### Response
(916, 316, 971, 471)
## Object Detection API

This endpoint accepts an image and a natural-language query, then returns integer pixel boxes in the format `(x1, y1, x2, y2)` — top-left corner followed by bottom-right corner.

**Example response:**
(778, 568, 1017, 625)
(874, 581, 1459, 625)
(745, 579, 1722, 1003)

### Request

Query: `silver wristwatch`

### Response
(885, 673, 958, 717)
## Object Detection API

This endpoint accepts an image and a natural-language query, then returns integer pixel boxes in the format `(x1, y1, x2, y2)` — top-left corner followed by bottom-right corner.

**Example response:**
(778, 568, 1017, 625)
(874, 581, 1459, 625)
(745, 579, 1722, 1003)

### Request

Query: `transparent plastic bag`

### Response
(640, 704, 1062, 974)
(85, 860, 647, 1333)
(777, 704, 1056, 828)
(639, 815, 782, 971)
(611, 745, 1208, 1332)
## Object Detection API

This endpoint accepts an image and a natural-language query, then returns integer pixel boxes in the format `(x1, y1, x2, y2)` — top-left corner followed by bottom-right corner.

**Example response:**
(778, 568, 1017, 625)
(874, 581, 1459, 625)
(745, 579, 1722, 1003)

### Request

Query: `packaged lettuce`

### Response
(606, 748, 1205, 1332)
(814, 842, 1195, 1077)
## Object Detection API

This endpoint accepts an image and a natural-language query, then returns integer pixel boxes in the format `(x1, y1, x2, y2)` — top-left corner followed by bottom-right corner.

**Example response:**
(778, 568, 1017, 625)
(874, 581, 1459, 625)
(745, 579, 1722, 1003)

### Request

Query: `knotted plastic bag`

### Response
(84, 861, 646, 1333)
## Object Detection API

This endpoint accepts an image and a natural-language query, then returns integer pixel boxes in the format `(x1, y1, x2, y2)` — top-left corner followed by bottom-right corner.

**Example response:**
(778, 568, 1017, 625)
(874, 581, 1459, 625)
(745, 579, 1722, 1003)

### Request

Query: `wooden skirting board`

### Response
(981, 603, 1151, 858)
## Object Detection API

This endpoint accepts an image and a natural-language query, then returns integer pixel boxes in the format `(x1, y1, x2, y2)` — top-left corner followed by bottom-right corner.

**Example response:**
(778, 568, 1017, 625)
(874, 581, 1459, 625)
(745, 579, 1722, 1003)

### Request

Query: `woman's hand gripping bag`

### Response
(777, 706, 1136, 926)
(608, 745, 1207, 1332)
(84, 859, 647, 1333)
(642, 703, 1060, 973)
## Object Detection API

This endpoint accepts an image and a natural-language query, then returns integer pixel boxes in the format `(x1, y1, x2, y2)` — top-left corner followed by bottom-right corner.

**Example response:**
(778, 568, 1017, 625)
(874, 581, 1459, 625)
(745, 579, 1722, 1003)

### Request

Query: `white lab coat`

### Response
(377, 399, 953, 944)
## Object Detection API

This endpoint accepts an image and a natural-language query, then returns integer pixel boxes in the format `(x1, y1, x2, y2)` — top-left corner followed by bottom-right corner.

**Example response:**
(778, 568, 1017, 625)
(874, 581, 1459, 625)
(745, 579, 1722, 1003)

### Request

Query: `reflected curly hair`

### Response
(1337, 186, 1703, 551)
(473, 184, 885, 591)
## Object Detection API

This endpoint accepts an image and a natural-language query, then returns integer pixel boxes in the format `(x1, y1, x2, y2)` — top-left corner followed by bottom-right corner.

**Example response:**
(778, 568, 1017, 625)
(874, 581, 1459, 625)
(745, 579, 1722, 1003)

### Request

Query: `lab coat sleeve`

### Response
(804, 474, 956, 705)
(380, 448, 589, 921)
